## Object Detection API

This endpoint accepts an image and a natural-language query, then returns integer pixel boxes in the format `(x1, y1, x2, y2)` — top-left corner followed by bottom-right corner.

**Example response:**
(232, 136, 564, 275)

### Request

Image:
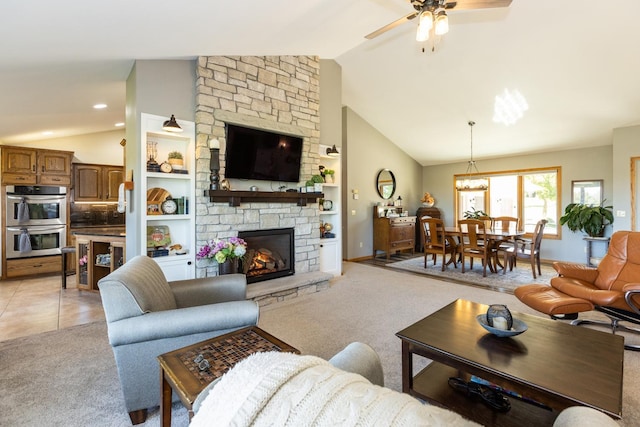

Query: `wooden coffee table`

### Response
(157, 326, 299, 427)
(396, 299, 624, 427)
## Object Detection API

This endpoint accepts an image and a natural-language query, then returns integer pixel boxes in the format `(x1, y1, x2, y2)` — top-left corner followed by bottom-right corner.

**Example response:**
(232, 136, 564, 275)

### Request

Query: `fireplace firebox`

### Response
(238, 228, 295, 284)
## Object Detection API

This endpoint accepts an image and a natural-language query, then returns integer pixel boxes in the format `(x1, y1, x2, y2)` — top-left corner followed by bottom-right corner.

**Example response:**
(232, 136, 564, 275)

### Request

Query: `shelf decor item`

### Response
(167, 151, 184, 170)
(324, 169, 335, 183)
(421, 192, 435, 207)
(209, 138, 220, 191)
(197, 236, 247, 275)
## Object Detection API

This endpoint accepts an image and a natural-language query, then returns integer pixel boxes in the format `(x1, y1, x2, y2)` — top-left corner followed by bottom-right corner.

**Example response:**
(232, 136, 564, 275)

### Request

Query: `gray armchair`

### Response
(97, 255, 259, 424)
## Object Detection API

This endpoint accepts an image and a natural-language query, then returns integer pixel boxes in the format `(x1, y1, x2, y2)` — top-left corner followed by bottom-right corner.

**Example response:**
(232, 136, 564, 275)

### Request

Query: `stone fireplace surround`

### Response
(194, 56, 332, 305)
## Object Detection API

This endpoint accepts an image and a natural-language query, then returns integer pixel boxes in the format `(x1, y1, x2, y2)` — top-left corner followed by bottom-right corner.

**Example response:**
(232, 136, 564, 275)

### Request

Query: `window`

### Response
(455, 167, 560, 237)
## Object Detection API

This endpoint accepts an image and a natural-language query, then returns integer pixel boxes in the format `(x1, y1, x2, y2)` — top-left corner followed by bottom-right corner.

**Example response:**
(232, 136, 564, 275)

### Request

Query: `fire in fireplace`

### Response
(238, 228, 295, 284)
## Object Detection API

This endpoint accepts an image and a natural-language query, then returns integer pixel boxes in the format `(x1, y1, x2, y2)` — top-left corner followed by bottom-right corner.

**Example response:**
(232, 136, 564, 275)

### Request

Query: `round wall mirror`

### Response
(376, 169, 396, 199)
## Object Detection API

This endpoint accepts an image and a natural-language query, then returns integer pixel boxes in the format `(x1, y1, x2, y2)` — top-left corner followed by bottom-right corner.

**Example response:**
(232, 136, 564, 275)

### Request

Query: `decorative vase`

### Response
(219, 258, 239, 275)
(327, 174, 335, 183)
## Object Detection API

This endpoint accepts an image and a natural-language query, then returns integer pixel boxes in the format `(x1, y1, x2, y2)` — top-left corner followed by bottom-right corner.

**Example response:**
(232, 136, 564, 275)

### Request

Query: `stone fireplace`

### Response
(239, 228, 295, 284)
(194, 55, 323, 286)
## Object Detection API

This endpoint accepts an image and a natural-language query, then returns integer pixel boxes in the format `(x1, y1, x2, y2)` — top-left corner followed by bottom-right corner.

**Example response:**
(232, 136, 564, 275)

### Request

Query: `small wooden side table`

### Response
(157, 326, 299, 427)
(584, 236, 610, 267)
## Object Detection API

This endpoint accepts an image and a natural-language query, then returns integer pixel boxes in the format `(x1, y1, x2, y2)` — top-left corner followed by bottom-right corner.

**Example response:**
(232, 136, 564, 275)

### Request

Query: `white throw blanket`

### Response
(191, 352, 479, 427)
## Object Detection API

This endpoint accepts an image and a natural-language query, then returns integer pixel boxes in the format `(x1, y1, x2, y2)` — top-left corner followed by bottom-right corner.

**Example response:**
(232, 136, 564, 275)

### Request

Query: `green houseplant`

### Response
(323, 169, 335, 183)
(559, 201, 614, 237)
(463, 207, 488, 219)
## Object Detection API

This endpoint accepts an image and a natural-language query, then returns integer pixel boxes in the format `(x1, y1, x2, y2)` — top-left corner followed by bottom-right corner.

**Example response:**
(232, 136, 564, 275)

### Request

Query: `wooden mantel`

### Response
(206, 190, 323, 206)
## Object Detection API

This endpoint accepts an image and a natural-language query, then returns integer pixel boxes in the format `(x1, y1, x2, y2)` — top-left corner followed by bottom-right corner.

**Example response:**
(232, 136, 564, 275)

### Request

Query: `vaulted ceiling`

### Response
(2, 0, 639, 165)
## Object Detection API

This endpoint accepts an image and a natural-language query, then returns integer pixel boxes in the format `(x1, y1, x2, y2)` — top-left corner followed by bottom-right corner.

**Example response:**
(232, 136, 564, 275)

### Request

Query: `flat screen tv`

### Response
(224, 124, 303, 183)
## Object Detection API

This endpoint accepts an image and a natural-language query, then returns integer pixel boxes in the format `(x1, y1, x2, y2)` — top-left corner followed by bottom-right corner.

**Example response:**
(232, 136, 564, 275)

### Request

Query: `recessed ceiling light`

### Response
(115, 122, 125, 127)
(93, 103, 107, 109)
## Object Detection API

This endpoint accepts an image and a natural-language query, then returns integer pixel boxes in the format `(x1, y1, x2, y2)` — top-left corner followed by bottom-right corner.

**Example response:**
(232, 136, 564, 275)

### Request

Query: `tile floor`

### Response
(0, 273, 105, 342)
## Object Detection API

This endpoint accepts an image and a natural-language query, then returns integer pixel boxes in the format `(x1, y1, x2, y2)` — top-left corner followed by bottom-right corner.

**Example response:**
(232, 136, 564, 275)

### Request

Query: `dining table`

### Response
(444, 226, 525, 273)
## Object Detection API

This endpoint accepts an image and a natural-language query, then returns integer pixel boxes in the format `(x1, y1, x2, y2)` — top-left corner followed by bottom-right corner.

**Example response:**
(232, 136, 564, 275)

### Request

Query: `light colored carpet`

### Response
(0, 261, 637, 426)
(387, 255, 555, 293)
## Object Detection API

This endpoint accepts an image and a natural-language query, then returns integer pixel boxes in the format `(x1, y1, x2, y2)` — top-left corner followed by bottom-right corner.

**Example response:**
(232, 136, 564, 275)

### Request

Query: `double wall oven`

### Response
(5, 185, 67, 259)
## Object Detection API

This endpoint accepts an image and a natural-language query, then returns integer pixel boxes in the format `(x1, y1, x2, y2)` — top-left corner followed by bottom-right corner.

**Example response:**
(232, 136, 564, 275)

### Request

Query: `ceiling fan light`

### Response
(416, 10, 433, 41)
(434, 11, 449, 36)
(162, 114, 183, 133)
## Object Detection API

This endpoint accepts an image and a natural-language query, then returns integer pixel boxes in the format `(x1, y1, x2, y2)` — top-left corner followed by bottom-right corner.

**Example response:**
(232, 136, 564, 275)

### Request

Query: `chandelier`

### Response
(455, 121, 488, 192)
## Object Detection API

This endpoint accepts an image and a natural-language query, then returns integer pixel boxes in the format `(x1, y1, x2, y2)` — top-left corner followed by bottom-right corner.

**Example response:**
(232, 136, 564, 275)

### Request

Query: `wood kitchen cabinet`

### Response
(1, 146, 72, 185)
(373, 207, 416, 260)
(73, 163, 123, 202)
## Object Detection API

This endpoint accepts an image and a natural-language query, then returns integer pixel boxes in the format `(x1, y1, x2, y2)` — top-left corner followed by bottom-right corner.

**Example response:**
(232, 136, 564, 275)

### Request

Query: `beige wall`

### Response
(342, 107, 423, 260)
(612, 124, 640, 231)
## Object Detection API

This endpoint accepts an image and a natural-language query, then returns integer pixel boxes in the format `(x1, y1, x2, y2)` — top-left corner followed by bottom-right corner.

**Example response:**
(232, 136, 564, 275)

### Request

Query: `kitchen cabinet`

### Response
(373, 207, 416, 260)
(318, 144, 342, 277)
(75, 233, 125, 291)
(73, 163, 123, 202)
(138, 113, 195, 280)
(1, 146, 73, 186)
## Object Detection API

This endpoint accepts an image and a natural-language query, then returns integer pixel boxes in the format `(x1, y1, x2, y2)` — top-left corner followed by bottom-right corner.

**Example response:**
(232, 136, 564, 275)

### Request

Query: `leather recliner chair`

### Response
(515, 230, 640, 350)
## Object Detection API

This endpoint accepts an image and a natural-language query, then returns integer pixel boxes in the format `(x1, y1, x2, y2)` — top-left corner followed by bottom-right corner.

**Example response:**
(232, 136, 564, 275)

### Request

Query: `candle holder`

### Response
(209, 147, 220, 190)
(486, 304, 513, 330)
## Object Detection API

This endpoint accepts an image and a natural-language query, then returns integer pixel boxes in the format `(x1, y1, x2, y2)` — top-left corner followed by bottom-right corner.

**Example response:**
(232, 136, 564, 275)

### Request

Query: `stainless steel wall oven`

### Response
(4, 185, 67, 259)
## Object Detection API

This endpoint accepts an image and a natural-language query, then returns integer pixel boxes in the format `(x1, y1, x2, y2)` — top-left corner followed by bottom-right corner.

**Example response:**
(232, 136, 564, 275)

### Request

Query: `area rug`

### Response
(387, 255, 556, 293)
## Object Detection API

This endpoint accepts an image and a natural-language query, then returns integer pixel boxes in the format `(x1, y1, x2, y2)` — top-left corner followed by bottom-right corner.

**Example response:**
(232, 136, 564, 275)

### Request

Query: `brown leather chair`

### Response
(459, 219, 495, 277)
(502, 219, 547, 278)
(515, 231, 640, 350)
(421, 217, 458, 271)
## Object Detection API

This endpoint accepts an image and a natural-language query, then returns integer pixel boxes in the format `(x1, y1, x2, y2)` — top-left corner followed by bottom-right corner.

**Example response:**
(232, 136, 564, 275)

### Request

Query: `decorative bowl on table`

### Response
(476, 314, 528, 337)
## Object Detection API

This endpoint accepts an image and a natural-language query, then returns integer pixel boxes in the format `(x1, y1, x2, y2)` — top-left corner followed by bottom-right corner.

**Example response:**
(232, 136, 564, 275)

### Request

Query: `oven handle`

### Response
(6, 194, 67, 202)
(7, 226, 66, 233)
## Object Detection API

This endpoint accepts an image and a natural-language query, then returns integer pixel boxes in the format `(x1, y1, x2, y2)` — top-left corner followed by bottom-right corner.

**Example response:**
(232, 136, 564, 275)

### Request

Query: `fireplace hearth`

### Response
(239, 228, 295, 284)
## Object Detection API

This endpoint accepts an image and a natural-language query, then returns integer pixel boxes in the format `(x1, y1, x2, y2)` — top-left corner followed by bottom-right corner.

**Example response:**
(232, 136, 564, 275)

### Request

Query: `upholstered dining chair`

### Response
(459, 219, 495, 277)
(421, 217, 458, 271)
(97, 255, 260, 424)
(502, 219, 547, 278)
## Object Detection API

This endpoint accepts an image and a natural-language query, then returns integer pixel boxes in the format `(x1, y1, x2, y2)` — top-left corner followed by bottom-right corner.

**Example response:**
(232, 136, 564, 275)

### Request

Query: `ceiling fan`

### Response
(365, 0, 512, 41)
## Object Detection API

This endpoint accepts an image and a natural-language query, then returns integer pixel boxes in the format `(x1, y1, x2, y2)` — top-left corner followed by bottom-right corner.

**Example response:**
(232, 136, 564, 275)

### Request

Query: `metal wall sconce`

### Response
(162, 114, 183, 133)
(209, 138, 220, 190)
(326, 145, 340, 157)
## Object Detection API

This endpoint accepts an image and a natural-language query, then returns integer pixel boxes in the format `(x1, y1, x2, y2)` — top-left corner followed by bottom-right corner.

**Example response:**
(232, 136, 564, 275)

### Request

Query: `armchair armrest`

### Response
(552, 262, 599, 283)
(106, 300, 259, 347)
(170, 273, 247, 308)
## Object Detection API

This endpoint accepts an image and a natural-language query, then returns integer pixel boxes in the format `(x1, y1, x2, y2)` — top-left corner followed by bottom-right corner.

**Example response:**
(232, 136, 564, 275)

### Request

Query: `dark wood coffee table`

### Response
(157, 326, 299, 427)
(396, 299, 624, 427)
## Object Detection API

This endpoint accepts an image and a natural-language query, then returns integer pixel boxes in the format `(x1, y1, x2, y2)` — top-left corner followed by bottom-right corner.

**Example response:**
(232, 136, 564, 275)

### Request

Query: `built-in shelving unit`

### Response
(318, 144, 342, 277)
(139, 113, 196, 281)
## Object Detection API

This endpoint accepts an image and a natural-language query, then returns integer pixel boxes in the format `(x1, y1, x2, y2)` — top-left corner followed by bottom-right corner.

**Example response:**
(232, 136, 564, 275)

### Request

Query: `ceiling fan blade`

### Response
(446, 0, 511, 11)
(365, 12, 419, 40)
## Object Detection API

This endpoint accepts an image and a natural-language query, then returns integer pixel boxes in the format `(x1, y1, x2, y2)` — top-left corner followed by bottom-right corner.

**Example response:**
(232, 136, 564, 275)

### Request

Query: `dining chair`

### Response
(502, 219, 548, 278)
(493, 216, 521, 256)
(458, 219, 495, 277)
(421, 217, 458, 271)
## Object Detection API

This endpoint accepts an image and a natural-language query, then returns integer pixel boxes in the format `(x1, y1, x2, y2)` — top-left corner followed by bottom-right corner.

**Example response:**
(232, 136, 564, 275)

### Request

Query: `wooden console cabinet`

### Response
(75, 233, 125, 291)
(373, 207, 416, 260)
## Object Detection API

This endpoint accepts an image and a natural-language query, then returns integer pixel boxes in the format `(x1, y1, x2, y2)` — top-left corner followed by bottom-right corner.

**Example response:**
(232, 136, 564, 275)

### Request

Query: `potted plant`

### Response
(311, 174, 324, 192)
(559, 201, 614, 237)
(324, 169, 335, 183)
(463, 207, 488, 219)
(167, 151, 184, 169)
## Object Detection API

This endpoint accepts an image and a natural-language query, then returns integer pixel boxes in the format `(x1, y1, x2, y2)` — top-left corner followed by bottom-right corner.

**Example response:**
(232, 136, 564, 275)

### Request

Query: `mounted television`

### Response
(224, 124, 303, 183)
